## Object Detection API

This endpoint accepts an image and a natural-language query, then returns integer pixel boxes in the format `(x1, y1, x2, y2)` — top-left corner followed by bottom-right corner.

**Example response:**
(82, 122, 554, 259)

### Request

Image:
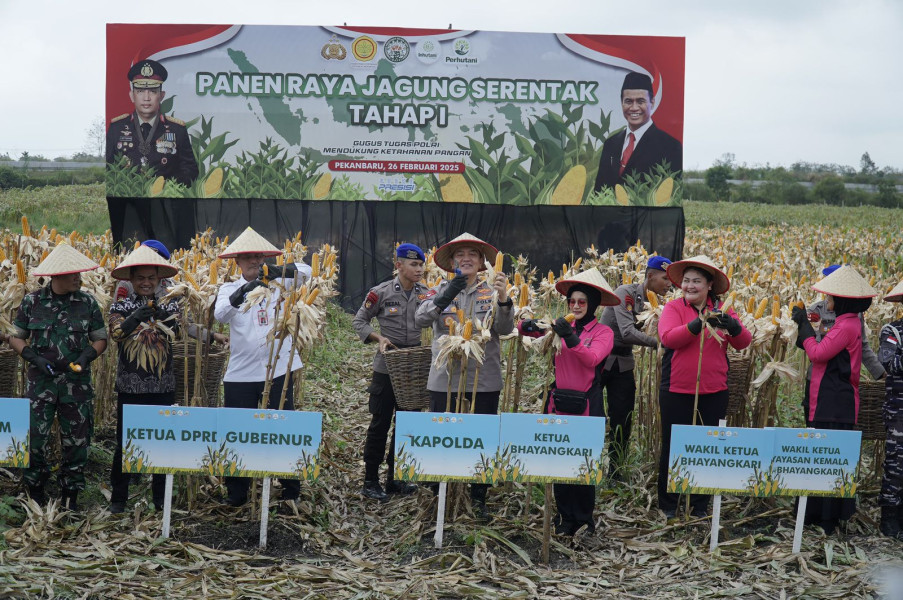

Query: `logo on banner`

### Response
(446, 38, 478, 65)
(320, 36, 347, 60)
(351, 36, 378, 62)
(416, 38, 442, 64)
(378, 177, 415, 192)
(383, 37, 410, 63)
(454, 39, 470, 56)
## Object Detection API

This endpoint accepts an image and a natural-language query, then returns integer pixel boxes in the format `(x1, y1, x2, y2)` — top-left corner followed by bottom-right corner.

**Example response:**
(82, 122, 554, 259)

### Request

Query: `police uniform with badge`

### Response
(9, 244, 107, 510)
(106, 59, 199, 187)
(876, 280, 903, 539)
(352, 243, 427, 501)
(598, 256, 671, 476)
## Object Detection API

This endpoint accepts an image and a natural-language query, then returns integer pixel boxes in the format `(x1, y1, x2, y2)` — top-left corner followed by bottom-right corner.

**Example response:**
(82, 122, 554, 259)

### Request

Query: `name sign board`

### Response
(0, 398, 30, 468)
(394, 412, 500, 483)
(668, 425, 774, 495)
(122, 405, 322, 480)
(769, 428, 861, 498)
(499, 413, 606, 484)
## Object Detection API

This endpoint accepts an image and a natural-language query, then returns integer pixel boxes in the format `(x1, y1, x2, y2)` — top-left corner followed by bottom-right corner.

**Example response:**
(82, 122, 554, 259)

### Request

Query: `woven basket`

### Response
(0, 347, 20, 397)
(173, 341, 228, 407)
(857, 380, 886, 441)
(384, 346, 432, 411)
(725, 354, 753, 426)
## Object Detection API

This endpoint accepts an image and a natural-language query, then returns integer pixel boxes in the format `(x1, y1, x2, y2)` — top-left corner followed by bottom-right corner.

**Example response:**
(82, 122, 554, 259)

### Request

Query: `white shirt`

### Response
(621, 119, 654, 154)
(214, 264, 312, 382)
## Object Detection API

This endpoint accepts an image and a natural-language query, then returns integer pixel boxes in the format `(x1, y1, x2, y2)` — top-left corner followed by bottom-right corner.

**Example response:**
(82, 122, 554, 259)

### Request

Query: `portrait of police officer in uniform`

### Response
(106, 59, 199, 187)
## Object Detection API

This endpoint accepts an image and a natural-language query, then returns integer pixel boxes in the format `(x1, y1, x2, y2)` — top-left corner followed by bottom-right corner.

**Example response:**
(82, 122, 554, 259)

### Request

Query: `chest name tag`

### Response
(257, 309, 269, 326)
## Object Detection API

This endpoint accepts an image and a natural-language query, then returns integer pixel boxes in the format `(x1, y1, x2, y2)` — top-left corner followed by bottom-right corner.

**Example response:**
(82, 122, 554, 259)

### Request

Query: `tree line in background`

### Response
(687, 152, 902, 208)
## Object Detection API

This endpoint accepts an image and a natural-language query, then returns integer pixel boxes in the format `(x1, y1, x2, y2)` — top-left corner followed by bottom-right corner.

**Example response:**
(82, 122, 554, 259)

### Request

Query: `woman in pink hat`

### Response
(656, 255, 751, 519)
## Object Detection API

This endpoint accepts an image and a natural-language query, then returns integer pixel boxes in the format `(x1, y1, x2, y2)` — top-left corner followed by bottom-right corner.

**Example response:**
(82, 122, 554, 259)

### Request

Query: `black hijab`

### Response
(567, 283, 602, 334)
(832, 295, 872, 317)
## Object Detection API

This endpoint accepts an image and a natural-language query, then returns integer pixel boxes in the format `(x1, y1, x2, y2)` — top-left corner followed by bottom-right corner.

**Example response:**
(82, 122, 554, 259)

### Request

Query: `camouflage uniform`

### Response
(878, 319, 903, 509)
(12, 286, 107, 491)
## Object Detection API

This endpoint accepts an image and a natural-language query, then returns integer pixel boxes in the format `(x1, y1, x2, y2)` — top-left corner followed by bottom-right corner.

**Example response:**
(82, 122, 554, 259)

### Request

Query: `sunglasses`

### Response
(567, 298, 587, 307)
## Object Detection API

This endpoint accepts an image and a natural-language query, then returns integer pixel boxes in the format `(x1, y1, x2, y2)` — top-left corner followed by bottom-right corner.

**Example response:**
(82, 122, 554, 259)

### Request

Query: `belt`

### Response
(611, 346, 633, 357)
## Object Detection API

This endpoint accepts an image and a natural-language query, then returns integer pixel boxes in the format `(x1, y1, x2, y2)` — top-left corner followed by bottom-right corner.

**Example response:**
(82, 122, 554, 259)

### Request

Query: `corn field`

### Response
(0, 211, 902, 597)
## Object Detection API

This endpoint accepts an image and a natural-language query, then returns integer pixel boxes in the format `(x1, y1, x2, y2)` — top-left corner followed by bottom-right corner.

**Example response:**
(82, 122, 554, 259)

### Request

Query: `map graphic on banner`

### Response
(106, 25, 684, 207)
(0, 398, 30, 468)
(121, 405, 322, 480)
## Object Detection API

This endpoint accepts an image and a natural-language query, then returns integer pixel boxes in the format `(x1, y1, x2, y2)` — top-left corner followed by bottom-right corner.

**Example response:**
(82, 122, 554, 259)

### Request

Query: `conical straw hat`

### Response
(666, 255, 730, 295)
(812, 265, 877, 299)
(555, 268, 620, 306)
(32, 243, 99, 277)
(218, 227, 281, 259)
(885, 279, 903, 303)
(433, 232, 498, 273)
(111, 245, 178, 280)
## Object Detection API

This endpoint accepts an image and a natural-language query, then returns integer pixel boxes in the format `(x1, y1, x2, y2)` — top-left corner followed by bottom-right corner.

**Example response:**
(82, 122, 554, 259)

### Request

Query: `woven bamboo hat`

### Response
(555, 268, 620, 306)
(812, 265, 877, 299)
(32, 243, 99, 277)
(885, 279, 903, 303)
(433, 232, 498, 273)
(218, 227, 281, 259)
(667, 255, 730, 295)
(111, 245, 178, 280)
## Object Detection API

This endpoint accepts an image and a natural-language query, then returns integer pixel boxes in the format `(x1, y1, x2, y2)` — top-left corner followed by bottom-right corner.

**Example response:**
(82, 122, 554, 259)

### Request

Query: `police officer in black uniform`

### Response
(352, 244, 427, 501)
(106, 59, 199, 186)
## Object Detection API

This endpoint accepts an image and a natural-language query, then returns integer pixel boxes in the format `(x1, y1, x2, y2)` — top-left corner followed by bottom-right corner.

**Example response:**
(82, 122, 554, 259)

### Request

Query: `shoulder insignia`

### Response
(164, 115, 186, 126)
(624, 295, 634, 307)
(807, 312, 819, 323)
(111, 113, 130, 123)
(364, 290, 379, 309)
(425, 289, 437, 298)
(115, 284, 129, 300)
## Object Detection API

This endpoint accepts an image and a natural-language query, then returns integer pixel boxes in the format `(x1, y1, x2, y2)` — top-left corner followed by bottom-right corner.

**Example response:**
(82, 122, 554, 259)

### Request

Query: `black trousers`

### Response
(222, 373, 300, 502)
(429, 390, 500, 501)
(111, 391, 174, 505)
(657, 388, 729, 512)
(363, 371, 404, 482)
(804, 419, 856, 529)
(599, 363, 637, 468)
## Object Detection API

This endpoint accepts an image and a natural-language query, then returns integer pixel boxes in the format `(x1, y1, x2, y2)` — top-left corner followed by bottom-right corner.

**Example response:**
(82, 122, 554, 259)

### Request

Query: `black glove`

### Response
(552, 318, 581, 348)
(229, 279, 267, 308)
(797, 319, 816, 348)
(20, 346, 56, 376)
(687, 317, 704, 336)
(433, 273, 468, 311)
(72, 346, 98, 371)
(120, 305, 156, 335)
(262, 262, 298, 280)
(791, 305, 808, 326)
(520, 319, 546, 333)
(154, 305, 172, 321)
(714, 313, 743, 337)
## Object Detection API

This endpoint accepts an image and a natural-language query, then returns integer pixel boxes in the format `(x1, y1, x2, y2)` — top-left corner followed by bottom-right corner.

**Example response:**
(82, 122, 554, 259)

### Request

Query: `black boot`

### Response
(26, 484, 45, 506)
(385, 479, 418, 495)
(361, 481, 388, 502)
(881, 506, 902, 538)
(61, 490, 79, 511)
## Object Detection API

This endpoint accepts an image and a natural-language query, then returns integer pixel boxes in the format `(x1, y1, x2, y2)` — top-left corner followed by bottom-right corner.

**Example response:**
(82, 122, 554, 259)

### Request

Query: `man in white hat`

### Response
(9, 244, 108, 510)
(214, 227, 312, 507)
(415, 233, 513, 519)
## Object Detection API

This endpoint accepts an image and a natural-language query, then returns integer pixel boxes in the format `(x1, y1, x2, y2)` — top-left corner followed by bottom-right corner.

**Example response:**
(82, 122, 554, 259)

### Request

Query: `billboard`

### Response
(106, 25, 684, 207)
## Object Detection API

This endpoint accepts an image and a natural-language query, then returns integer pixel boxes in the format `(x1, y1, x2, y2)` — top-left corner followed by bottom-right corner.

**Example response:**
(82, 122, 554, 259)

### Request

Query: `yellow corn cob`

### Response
(462, 320, 473, 340)
(514, 272, 523, 287)
(494, 252, 504, 272)
(312, 173, 332, 199)
(448, 320, 457, 336)
(754, 298, 769, 319)
(20, 216, 30, 238)
(727, 265, 734, 280)
(614, 184, 630, 206)
(204, 167, 224, 197)
(869, 275, 876, 286)
(751, 272, 759, 284)
(547, 271, 555, 284)
(150, 176, 165, 197)
(721, 292, 736, 314)
(276, 255, 284, 266)
(564, 313, 576, 323)
(551, 165, 586, 206)
(457, 308, 465, 324)
(572, 257, 582, 271)
(184, 272, 200, 290)
(48, 228, 56, 239)
(311, 253, 320, 278)
(16, 259, 26, 283)
(438, 173, 473, 203)
(40, 249, 49, 261)
(306, 288, 320, 305)
(654, 177, 674, 206)
(771, 299, 780, 324)
(519, 283, 530, 308)
(646, 290, 659, 309)
(746, 297, 756, 314)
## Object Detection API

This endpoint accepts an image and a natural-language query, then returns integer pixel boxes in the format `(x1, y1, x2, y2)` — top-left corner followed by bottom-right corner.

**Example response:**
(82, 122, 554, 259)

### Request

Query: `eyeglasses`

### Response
(567, 298, 587, 307)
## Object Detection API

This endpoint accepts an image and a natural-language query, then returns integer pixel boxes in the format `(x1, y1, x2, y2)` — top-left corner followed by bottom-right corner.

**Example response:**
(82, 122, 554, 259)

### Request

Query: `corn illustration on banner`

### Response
(498, 413, 607, 484)
(106, 24, 684, 206)
(0, 398, 30, 469)
(121, 405, 322, 480)
(668, 426, 862, 498)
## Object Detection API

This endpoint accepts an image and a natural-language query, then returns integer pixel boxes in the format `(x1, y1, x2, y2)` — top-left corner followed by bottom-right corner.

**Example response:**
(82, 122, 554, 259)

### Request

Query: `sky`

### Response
(1, 0, 901, 171)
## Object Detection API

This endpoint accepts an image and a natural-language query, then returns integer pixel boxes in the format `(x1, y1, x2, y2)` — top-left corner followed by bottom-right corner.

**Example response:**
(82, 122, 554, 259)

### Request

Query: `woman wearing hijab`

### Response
(657, 255, 752, 519)
(518, 268, 617, 535)
(792, 265, 877, 534)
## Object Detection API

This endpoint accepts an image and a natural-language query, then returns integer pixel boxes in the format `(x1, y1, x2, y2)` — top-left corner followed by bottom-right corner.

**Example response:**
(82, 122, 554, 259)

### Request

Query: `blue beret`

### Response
(647, 256, 672, 271)
(822, 264, 841, 277)
(396, 243, 425, 262)
(142, 239, 171, 260)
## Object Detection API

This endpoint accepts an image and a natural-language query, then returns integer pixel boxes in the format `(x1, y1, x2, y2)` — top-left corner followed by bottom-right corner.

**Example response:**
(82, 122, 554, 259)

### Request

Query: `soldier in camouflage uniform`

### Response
(9, 244, 107, 510)
(352, 243, 427, 502)
(598, 255, 672, 478)
(877, 280, 903, 539)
